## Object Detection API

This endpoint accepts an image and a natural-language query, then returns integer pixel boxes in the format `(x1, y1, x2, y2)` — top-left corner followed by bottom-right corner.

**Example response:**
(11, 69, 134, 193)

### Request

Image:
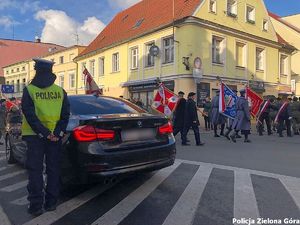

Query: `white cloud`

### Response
(0, 0, 13, 10)
(35, 10, 105, 47)
(109, 0, 141, 9)
(0, 16, 14, 29)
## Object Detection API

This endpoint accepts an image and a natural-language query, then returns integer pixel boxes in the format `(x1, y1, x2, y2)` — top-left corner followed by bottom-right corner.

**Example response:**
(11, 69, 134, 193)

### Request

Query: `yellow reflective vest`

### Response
(22, 84, 64, 136)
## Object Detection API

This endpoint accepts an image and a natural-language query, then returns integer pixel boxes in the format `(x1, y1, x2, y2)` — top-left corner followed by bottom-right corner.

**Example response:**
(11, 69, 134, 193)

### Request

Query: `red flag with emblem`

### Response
(152, 83, 178, 116)
(246, 87, 263, 117)
(83, 68, 102, 95)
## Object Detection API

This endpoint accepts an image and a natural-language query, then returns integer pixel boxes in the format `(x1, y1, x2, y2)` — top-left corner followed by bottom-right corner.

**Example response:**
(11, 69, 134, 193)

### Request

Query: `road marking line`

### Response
(0, 204, 11, 225)
(23, 182, 116, 225)
(280, 177, 300, 211)
(10, 196, 28, 206)
(162, 165, 212, 225)
(0, 170, 26, 182)
(0, 180, 27, 192)
(177, 159, 300, 181)
(0, 165, 14, 172)
(91, 161, 181, 225)
(234, 171, 260, 221)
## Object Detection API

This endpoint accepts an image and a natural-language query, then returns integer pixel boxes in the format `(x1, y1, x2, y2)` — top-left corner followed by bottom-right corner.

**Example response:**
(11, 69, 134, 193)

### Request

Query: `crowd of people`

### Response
(172, 89, 300, 146)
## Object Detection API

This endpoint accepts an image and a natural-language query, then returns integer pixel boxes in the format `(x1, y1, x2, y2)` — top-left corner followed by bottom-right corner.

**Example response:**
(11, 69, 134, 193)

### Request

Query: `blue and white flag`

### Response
(219, 83, 238, 119)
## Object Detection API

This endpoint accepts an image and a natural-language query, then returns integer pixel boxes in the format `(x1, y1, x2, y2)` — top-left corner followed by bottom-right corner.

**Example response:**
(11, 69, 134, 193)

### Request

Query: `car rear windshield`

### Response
(69, 96, 146, 115)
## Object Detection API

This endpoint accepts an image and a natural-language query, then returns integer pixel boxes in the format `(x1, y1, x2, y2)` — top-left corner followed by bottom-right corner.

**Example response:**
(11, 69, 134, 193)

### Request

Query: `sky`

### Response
(0, 0, 299, 47)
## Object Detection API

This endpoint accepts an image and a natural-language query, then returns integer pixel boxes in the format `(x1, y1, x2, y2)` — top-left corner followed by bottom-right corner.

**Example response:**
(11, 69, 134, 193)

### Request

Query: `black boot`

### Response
(244, 134, 251, 143)
(224, 129, 231, 140)
(214, 125, 220, 137)
(230, 132, 237, 143)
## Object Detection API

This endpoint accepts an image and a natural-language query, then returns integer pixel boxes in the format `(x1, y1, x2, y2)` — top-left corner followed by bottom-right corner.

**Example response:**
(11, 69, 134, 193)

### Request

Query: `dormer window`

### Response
(133, 18, 144, 29)
(246, 6, 255, 24)
(227, 0, 237, 17)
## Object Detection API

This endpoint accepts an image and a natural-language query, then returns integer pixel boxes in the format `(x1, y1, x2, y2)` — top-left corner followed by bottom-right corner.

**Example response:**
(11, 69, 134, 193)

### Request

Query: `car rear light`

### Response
(73, 125, 115, 142)
(158, 122, 173, 135)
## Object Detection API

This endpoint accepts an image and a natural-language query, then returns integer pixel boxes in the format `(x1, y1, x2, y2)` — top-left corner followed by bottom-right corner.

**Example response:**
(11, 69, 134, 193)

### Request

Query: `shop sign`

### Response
(249, 80, 265, 92)
(278, 85, 292, 93)
(129, 80, 174, 92)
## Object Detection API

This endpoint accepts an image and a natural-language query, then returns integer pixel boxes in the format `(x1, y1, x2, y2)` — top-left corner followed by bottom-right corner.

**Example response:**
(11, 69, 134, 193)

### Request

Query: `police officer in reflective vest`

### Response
(21, 58, 70, 216)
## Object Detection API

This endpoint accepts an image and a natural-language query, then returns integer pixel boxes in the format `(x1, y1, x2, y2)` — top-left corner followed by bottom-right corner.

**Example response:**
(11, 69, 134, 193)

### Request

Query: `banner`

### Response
(83, 68, 102, 95)
(151, 83, 178, 116)
(246, 87, 263, 117)
(219, 83, 238, 119)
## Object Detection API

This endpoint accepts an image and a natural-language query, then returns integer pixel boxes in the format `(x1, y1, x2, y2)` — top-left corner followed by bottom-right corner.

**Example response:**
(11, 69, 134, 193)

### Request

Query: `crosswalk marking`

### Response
(0, 170, 26, 182)
(162, 165, 212, 225)
(234, 171, 260, 221)
(280, 177, 300, 211)
(10, 196, 28, 206)
(91, 161, 180, 225)
(23, 182, 116, 225)
(0, 180, 27, 192)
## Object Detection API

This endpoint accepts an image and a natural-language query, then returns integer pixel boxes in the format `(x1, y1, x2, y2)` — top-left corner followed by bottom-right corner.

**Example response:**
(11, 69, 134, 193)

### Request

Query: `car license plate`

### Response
(122, 129, 155, 142)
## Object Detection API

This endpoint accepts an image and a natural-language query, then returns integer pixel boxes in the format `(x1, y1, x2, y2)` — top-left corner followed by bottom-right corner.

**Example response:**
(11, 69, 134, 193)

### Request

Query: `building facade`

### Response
(3, 46, 86, 97)
(75, 0, 295, 109)
(270, 13, 300, 97)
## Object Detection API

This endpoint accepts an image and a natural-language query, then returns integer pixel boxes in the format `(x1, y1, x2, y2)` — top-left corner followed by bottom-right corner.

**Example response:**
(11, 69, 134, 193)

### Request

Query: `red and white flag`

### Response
(152, 83, 178, 116)
(83, 68, 102, 95)
(275, 101, 289, 123)
(246, 87, 263, 117)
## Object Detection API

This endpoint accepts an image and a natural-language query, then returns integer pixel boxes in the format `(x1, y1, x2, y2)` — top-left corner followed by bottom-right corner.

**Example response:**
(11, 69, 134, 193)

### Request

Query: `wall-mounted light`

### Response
(182, 57, 190, 70)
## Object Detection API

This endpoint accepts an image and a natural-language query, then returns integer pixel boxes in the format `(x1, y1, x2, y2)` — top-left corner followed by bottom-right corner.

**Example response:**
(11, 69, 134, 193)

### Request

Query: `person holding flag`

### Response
(230, 89, 251, 143)
(275, 96, 292, 137)
(257, 97, 273, 136)
(211, 90, 226, 137)
(83, 67, 102, 95)
(182, 92, 204, 146)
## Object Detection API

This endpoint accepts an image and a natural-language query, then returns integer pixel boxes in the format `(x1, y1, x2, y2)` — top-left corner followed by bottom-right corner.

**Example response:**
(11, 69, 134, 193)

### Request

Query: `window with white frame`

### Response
(112, 53, 120, 72)
(280, 54, 288, 75)
(227, 0, 237, 17)
(263, 19, 268, 31)
(69, 73, 75, 89)
(291, 79, 296, 92)
(256, 48, 264, 71)
(59, 56, 64, 64)
(163, 37, 174, 64)
(131, 47, 139, 69)
(89, 60, 95, 77)
(81, 62, 86, 80)
(246, 5, 255, 23)
(212, 36, 225, 64)
(209, 0, 217, 13)
(59, 75, 64, 88)
(236, 42, 245, 67)
(99, 57, 105, 76)
(145, 42, 155, 67)
(16, 79, 20, 92)
(22, 78, 26, 90)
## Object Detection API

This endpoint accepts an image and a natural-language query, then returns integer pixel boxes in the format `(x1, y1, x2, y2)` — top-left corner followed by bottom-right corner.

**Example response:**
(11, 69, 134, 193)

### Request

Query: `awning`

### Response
(122, 77, 159, 87)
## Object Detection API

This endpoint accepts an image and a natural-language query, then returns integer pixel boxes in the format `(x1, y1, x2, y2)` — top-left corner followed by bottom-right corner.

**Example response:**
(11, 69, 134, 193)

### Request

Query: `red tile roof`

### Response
(79, 0, 202, 58)
(269, 11, 300, 34)
(0, 39, 65, 77)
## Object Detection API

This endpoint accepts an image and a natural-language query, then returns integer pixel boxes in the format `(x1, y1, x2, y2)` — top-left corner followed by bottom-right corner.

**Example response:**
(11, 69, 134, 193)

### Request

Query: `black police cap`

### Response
(178, 91, 185, 95)
(188, 92, 196, 97)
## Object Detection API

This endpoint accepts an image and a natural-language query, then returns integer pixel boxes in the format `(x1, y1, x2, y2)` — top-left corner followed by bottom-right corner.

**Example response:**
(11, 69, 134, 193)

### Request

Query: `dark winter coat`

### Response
(184, 98, 199, 127)
(21, 69, 70, 139)
(0, 105, 6, 129)
(211, 95, 225, 125)
(277, 102, 291, 120)
(173, 98, 186, 128)
(232, 97, 251, 131)
(203, 101, 212, 118)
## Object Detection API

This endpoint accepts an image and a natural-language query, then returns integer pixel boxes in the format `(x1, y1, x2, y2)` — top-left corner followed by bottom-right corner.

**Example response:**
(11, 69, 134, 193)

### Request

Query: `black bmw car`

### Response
(5, 95, 176, 184)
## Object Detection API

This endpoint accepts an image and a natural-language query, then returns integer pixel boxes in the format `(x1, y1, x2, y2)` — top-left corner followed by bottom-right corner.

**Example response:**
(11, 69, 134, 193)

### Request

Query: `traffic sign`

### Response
(1, 85, 14, 93)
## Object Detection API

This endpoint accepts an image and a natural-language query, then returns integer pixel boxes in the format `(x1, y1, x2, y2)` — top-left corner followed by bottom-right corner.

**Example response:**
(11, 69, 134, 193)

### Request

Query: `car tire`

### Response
(5, 136, 17, 164)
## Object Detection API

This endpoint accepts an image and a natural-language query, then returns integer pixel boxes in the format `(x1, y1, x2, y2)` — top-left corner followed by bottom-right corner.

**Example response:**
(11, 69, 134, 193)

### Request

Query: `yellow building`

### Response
(270, 13, 300, 97)
(75, 0, 295, 108)
(4, 45, 86, 97)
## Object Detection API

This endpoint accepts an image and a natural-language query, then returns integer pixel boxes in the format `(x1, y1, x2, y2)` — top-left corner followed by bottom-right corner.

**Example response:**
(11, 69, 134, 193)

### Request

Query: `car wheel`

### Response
(5, 136, 16, 164)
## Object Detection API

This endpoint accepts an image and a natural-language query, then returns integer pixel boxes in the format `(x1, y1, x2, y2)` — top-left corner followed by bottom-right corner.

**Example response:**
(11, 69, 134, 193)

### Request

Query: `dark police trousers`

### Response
(25, 136, 61, 208)
(182, 124, 201, 145)
(278, 119, 291, 136)
(258, 113, 272, 135)
(173, 126, 184, 142)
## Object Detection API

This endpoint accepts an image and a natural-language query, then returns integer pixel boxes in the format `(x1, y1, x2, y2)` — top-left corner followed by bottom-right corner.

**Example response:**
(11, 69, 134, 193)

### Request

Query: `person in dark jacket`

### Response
(203, 97, 212, 130)
(290, 97, 300, 135)
(21, 58, 70, 216)
(173, 91, 187, 142)
(230, 89, 251, 143)
(182, 92, 204, 146)
(257, 98, 273, 136)
(211, 90, 226, 137)
(276, 97, 292, 137)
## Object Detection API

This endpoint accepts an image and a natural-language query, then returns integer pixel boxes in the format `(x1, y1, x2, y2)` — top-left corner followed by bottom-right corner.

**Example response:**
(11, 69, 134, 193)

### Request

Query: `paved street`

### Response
(0, 131, 299, 225)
